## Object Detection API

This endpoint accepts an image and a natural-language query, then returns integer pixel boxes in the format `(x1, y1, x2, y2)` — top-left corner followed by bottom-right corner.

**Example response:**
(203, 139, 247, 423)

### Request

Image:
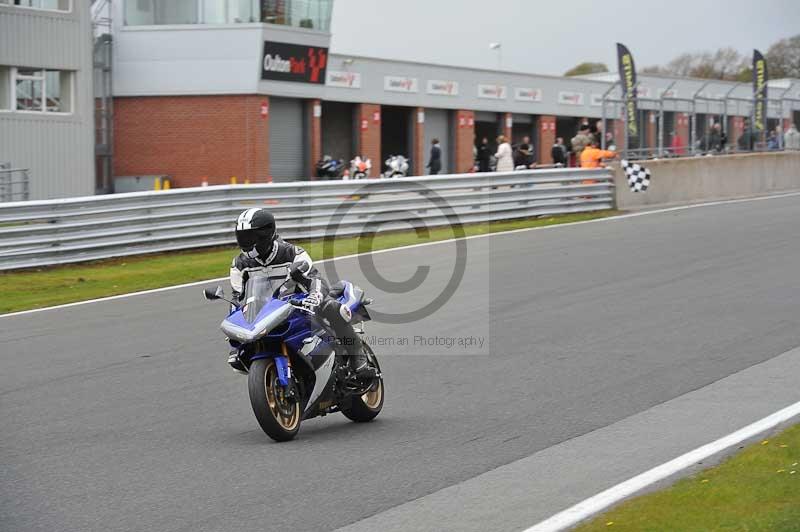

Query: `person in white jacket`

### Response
(785, 123, 800, 151)
(495, 135, 514, 172)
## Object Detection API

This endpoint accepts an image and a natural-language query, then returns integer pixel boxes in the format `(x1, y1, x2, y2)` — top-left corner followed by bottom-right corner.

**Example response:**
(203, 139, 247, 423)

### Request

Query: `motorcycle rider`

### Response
(228, 208, 375, 378)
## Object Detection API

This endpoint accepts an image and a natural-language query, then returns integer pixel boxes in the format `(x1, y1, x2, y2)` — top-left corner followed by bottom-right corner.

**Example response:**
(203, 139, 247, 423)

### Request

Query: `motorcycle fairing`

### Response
(220, 298, 292, 343)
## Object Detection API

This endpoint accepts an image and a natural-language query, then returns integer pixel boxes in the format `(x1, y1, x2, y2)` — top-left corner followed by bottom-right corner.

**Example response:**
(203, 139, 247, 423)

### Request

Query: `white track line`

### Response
(525, 399, 800, 532)
(3, 190, 800, 319)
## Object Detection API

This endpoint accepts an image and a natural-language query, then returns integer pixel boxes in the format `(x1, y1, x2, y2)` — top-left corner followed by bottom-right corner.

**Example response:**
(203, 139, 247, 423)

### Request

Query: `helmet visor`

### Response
(236, 227, 272, 252)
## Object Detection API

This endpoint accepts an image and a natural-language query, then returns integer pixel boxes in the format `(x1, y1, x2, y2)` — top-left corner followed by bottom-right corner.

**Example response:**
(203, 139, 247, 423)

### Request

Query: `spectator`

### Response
(737, 118, 755, 151)
(591, 120, 604, 145)
(571, 124, 593, 166)
(580, 140, 618, 169)
(477, 137, 491, 172)
(427, 138, 442, 175)
(604, 131, 616, 151)
(551, 137, 568, 167)
(767, 130, 780, 151)
(785, 123, 800, 151)
(669, 131, 686, 156)
(720, 126, 728, 152)
(495, 135, 514, 172)
(703, 123, 722, 153)
(774, 125, 784, 150)
(515, 135, 535, 169)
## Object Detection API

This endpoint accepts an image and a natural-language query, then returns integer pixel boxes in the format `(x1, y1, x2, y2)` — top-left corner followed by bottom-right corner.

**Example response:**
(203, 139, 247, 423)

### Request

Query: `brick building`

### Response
(109, 1, 799, 189)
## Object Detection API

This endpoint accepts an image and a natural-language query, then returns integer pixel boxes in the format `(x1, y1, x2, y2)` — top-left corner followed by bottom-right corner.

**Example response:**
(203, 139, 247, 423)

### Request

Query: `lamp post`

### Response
(489, 42, 502, 70)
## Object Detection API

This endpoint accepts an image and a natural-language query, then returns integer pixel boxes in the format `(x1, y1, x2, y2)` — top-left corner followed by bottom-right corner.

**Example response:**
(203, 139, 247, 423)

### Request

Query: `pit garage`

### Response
(321, 101, 355, 164)
(380, 106, 414, 173)
(474, 111, 502, 153)
(423, 108, 453, 174)
(269, 97, 307, 181)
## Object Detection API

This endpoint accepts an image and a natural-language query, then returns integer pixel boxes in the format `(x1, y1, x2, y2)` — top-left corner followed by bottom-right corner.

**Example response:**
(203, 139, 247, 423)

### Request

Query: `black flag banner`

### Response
(622, 160, 651, 192)
(752, 49, 768, 134)
(616, 43, 638, 148)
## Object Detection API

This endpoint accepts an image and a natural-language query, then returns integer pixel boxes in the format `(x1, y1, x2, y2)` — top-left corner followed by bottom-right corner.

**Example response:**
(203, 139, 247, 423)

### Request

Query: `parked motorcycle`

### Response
(315, 155, 345, 179)
(203, 267, 384, 442)
(347, 156, 372, 180)
(383, 155, 409, 178)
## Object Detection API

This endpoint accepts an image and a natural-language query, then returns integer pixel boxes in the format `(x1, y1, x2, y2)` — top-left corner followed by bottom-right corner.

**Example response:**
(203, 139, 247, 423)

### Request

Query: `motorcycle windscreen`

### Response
(241, 273, 291, 323)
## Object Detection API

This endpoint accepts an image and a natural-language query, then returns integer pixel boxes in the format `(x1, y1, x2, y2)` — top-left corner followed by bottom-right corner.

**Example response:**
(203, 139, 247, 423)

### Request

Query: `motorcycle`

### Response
(383, 155, 409, 178)
(347, 156, 372, 180)
(315, 155, 345, 180)
(203, 267, 384, 442)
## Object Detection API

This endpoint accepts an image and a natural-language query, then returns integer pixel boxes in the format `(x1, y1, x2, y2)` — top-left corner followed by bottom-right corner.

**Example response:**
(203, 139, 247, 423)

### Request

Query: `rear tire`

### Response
(248, 358, 301, 442)
(341, 344, 384, 423)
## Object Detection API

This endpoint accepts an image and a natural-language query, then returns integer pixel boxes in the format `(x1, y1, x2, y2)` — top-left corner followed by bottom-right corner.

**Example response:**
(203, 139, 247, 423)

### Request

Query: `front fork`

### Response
(274, 343, 297, 401)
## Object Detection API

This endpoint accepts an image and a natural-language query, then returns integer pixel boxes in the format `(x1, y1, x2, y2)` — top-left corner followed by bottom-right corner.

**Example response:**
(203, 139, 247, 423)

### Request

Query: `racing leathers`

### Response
(229, 237, 372, 376)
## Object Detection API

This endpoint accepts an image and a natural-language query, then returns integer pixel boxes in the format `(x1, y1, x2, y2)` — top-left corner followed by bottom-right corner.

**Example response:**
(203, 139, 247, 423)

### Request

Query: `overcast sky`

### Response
(329, 0, 800, 76)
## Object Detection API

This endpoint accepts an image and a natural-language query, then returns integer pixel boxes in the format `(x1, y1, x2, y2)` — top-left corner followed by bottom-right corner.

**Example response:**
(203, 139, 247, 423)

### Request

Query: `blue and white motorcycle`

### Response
(203, 269, 384, 442)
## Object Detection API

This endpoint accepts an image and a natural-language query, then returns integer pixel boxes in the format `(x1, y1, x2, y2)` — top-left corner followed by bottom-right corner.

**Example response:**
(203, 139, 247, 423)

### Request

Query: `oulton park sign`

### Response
(261, 41, 328, 84)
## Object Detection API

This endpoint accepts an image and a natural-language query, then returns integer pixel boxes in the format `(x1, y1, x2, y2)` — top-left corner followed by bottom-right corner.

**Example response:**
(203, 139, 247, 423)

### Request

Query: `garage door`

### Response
(424, 109, 450, 174)
(269, 97, 306, 181)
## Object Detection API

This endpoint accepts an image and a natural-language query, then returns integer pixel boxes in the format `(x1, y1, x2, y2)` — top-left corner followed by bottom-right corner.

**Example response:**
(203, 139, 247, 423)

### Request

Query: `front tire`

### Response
(248, 358, 301, 442)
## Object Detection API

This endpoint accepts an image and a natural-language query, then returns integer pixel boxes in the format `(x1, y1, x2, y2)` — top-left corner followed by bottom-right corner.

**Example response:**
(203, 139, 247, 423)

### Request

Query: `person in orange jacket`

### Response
(580, 141, 617, 168)
(579, 141, 617, 186)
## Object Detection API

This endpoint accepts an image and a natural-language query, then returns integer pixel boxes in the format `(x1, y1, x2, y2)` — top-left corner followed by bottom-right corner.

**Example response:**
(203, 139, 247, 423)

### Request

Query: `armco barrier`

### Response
(614, 151, 800, 210)
(0, 169, 614, 271)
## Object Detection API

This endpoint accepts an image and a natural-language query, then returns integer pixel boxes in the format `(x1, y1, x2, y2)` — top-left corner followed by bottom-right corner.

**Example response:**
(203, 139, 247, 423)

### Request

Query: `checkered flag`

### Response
(622, 160, 651, 192)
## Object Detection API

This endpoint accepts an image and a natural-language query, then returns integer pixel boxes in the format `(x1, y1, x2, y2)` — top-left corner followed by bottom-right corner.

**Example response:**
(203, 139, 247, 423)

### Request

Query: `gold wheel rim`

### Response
(361, 379, 383, 409)
(264, 361, 300, 431)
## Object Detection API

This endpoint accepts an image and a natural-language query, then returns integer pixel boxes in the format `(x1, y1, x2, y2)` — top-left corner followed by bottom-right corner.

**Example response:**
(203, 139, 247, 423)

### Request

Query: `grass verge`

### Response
(575, 423, 800, 531)
(0, 210, 617, 314)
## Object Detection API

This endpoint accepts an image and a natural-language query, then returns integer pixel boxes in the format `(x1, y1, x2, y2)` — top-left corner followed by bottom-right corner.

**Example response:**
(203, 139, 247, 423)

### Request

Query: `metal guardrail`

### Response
(0, 168, 614, 271)
(0, 165, 30, 203)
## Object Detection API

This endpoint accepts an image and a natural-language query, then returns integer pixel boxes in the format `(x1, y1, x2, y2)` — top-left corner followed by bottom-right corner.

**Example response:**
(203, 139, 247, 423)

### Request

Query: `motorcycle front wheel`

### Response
(248, 358, 301, 442)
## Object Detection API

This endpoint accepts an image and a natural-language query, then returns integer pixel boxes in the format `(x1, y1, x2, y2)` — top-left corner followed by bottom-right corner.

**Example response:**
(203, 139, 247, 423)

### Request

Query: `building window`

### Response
(122, 0, 331, 29)
(0, 0, 72, 12)
(7, 67, 72, 114)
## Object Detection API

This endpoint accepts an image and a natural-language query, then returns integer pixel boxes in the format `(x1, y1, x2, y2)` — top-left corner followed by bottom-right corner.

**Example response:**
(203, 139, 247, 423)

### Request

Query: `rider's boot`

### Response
(348, 341, 376, 379)
(227, 348, 246, 374)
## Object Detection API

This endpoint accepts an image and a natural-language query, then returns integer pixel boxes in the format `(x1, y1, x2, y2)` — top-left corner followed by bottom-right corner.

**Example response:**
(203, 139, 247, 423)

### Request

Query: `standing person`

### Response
(774, 125, 784, 150)
(785, 123, 800, 151)
(551, 137, 568, 167)
(706, 123, 722, 153)
(571, 124, 592, 166)
(604, 131, 616, 151)
(494, 135, 514, 172)
(477, 137, 491, 172)
(427, 138, 442, 175)
(737, 118, 755, 151)
(580, 140, 618, 169)
(670, 130, 686, 156)
(515, 135, 535, 169)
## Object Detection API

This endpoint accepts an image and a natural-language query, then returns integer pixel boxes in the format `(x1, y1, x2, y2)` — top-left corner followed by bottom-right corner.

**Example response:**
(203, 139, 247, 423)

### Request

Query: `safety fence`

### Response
(0, 168, 614, 270)
(0, 165, 30, 203)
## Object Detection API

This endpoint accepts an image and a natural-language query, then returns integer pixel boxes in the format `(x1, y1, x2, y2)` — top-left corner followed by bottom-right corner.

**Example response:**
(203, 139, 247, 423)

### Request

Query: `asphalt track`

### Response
(3, 194, 800, 532)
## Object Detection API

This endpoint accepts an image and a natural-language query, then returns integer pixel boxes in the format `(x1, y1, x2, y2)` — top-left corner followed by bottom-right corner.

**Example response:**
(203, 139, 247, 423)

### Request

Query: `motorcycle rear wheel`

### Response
(248, 358, 301, 442)
(341, 345, 384, 423)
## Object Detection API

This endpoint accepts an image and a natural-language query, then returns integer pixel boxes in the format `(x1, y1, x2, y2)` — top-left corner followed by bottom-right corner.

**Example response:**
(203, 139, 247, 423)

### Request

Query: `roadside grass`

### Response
(575, 423, 800, 531)
(0, 210, 617, 314)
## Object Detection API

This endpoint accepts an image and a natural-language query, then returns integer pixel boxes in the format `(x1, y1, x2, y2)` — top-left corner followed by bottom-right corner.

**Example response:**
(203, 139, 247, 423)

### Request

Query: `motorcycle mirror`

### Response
(203, 286, 224, 301)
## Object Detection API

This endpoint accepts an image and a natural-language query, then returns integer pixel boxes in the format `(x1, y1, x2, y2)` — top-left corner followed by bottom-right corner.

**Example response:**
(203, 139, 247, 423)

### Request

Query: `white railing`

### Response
(0, 168, 614, 270)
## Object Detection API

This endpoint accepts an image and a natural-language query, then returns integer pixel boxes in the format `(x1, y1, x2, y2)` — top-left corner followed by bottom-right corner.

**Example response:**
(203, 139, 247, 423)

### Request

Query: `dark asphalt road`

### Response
(2, 195, 800, 532)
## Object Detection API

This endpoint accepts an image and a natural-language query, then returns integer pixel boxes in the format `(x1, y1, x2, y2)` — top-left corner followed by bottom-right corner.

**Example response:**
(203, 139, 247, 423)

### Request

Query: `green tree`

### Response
(564, 62, 609, 77)
(766, 34, 800, 78)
